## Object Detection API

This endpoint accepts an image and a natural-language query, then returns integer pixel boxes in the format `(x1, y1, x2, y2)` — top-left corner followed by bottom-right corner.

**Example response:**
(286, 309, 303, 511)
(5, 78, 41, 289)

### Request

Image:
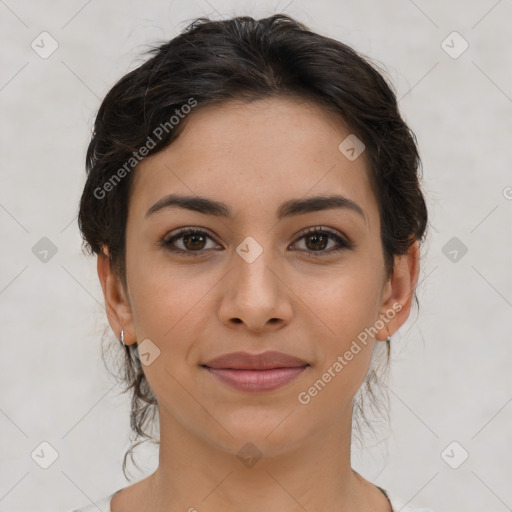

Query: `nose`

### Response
(217, 244, 293, 333)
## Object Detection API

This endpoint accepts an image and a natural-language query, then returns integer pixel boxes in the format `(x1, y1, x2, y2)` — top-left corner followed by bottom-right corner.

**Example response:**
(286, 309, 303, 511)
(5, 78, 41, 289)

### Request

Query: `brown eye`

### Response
(181, 232, 207, 250)
(161, 229, 220, 255)
(304, 232, 329, 251)
(160, 226, 353, 258)
(292, 227, 353, 256)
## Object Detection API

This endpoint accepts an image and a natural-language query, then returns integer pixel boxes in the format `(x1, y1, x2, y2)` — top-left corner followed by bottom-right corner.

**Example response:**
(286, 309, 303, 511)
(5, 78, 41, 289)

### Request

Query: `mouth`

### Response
(201, 366, 309, 392)
(201, 350, 310, 392)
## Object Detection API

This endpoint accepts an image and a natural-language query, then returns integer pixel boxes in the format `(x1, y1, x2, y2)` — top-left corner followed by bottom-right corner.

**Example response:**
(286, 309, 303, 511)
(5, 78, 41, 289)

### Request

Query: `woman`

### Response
(73, 13, 431, 512)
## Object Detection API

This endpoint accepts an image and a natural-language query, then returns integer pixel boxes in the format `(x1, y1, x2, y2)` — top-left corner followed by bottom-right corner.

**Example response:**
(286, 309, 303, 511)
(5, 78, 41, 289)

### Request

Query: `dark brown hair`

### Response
(78, 14, 428, 478)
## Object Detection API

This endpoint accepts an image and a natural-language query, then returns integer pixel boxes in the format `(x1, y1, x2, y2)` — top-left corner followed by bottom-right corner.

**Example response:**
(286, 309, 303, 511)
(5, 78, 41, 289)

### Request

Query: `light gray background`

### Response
(1, 1, 511, 511)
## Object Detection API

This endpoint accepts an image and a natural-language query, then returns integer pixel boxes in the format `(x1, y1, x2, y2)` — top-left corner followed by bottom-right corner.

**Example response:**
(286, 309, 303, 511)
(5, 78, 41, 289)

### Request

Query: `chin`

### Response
(205, 417, 309, 459)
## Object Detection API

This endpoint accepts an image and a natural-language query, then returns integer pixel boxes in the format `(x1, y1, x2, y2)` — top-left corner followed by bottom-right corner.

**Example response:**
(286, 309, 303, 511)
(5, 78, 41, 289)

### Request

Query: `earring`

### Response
(120, 329, 126, 346)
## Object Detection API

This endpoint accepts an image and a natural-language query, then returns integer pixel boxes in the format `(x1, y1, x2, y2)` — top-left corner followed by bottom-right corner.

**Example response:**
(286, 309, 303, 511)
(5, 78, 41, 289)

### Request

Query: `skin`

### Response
(97, 97, 419, 512)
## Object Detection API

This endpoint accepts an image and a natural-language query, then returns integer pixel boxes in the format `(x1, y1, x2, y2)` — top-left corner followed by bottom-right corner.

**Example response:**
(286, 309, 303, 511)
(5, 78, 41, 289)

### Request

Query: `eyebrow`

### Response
(145, 193, 366, 222)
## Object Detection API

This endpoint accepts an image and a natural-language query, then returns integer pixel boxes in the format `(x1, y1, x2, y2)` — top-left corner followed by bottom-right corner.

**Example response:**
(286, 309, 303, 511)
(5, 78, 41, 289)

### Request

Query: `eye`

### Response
(160, 226, 353, 257)
(160, 228, 220, 256)
(290, 226, 353, 256)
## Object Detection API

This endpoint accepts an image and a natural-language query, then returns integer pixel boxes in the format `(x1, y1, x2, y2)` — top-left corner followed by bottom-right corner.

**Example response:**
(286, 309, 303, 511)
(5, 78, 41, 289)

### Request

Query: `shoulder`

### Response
(70, 488, 122, 512)
(384, 489, 435, 512)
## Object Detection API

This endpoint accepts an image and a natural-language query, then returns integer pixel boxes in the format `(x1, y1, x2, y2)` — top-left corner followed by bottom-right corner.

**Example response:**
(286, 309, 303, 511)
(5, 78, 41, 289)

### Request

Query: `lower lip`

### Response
(204, 366, 308, 392)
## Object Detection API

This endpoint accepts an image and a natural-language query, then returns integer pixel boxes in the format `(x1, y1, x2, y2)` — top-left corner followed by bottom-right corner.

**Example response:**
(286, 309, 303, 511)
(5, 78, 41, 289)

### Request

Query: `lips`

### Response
(202, 350, 308, 370)
(201, 351, 309, 392)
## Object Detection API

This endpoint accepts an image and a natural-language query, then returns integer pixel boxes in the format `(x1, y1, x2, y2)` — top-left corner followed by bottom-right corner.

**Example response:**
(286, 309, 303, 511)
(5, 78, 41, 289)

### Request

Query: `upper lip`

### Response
(202, 350, 309, 370)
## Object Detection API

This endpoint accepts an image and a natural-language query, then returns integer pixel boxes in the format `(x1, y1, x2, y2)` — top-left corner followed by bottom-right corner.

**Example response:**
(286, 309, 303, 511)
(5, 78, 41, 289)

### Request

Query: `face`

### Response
(99, 97, 418, 457)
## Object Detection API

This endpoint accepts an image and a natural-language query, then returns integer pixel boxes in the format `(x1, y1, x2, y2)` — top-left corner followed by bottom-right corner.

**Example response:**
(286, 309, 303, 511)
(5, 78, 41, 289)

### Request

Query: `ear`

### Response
(96, 246, 136, 345)
(375, 240, 420, 341)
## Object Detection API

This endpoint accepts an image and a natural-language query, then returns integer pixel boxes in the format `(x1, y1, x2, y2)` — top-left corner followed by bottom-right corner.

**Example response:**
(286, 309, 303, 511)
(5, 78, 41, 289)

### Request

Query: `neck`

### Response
(140, 403, 384, 512)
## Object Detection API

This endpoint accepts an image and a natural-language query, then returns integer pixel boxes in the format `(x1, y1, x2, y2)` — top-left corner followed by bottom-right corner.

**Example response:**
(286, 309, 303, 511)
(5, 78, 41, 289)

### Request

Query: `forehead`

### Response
(129, 97, 379, 229)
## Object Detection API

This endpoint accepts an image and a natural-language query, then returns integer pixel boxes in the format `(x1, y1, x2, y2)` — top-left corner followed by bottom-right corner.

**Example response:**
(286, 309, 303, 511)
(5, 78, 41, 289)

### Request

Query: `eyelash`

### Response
(160, 226, 353, 258)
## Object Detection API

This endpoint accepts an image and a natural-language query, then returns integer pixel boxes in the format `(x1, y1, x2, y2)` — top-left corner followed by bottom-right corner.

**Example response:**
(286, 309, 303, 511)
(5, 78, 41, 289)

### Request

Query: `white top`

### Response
(71, 487, 435, 511)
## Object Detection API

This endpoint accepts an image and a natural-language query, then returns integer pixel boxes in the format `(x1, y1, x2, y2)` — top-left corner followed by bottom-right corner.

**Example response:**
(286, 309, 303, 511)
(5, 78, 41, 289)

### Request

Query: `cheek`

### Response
(126, 247, 220, 351)
(294, 255, 384, 389)
(125, 263, 213, 404)
(297, 260, 384, 338)
(296, 274, 379, 412)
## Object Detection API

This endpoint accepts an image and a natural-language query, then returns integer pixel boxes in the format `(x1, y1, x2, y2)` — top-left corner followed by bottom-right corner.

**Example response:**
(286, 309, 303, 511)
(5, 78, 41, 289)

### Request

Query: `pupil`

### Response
(307, 234, 326, 250)
(185, 234, 204, 250)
